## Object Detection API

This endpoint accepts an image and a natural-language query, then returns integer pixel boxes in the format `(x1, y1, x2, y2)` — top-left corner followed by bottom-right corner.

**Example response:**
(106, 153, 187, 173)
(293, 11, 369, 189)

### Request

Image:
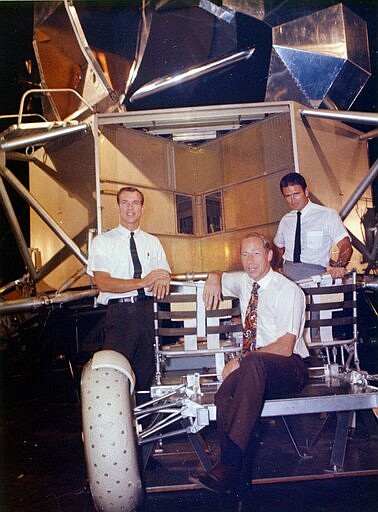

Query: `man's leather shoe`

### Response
(189, 462, 239, 494)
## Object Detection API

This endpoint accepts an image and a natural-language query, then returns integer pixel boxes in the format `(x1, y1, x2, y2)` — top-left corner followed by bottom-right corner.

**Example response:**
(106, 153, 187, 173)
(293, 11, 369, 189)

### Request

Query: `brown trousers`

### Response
(215, 352, 308, 452)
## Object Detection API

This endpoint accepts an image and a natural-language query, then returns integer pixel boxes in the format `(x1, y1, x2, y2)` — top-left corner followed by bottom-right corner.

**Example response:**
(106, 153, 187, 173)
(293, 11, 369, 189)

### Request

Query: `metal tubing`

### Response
(0, 163, 88, 265)
(138, 410, 183, 439)
(311, 158, 377, 266)
(0, 296, 53, 315)
(134, 385, 185, 411)
(56, 266, 87, 294)
(134, 403, 183, 417)
(0, 123, 89, 152)
(0, 288, 98, 315)
(339, 158, 378, 220)
(360, 278, 378, 292)
(50, 288, 98, 305)
(0, 278, 23, 296)
(330, 411, 353, 471)
(301, 109, 378, 126)
(17, 88, 93, 126)
(0, 174, 37, 280)
(359, 128, 378, 140)
(171, 272, 208, 281)
(348, 230, 372, 263)
(129, 48, 255, 103)
(370, 233, 378, 264)
(154, 301, 161, 385)
(138, 427, 188, 446)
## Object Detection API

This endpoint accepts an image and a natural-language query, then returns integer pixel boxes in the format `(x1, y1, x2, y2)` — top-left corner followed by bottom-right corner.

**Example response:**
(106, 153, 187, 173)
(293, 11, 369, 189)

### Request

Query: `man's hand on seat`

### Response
(326, 266, 347, 280)
(203, 272, 222, 310)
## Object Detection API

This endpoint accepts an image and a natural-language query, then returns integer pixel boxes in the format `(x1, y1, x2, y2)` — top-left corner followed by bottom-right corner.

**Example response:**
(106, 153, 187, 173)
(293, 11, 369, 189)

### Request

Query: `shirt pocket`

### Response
(306, 230, 323, 249)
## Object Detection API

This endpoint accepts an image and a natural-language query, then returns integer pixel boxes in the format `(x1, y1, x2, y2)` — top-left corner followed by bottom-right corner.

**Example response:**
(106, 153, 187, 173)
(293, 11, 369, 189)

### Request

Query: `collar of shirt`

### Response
(288, 199, 313, 218)
(117, 225, 141, 236)
(297, 199, 313, 216)
(249, 267, 274, 291)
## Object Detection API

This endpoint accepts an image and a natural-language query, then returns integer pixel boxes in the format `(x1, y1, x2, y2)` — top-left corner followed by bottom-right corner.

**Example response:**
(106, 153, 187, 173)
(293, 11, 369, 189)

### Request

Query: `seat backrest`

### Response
(298, 270, 359, 375)
(153, 281, 242, 382)
(155, 289, 198, 348)
(155, 281, 242, 350)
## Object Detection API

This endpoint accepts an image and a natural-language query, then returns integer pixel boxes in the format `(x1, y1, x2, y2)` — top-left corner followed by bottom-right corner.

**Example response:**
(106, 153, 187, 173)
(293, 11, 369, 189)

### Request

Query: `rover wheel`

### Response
(81, 350, 143, 511)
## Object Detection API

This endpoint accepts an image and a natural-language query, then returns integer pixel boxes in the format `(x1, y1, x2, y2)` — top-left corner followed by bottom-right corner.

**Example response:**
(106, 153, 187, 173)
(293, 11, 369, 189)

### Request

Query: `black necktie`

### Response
(293, 211, 301, 263)
(130, 232, 145, 297)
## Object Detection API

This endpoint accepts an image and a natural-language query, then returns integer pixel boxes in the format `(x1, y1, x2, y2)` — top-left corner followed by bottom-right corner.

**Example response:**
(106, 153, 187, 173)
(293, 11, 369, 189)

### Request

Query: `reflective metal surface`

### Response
(129, 48, 255, 103)
(32, 1, 371, 118)
(266, 4, 371, 109)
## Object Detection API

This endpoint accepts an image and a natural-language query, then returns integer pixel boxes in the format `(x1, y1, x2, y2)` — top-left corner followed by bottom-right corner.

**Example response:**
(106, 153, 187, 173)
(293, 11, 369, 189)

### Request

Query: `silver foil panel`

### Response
(266, 4, 371, 109)
(32, 1, 371, 117)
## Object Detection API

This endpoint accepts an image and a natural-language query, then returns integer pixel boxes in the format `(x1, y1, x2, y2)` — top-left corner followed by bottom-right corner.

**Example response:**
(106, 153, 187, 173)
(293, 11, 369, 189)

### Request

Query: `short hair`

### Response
(116, 186, 144, 205)
(241, 232, 272, 252)
(279, 172, 307, 192)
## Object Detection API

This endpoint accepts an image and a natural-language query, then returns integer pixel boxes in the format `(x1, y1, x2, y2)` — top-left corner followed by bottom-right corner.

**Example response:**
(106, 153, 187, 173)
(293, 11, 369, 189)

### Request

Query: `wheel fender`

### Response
(90, 349, 136, 395)
(81, 350, 143, 512)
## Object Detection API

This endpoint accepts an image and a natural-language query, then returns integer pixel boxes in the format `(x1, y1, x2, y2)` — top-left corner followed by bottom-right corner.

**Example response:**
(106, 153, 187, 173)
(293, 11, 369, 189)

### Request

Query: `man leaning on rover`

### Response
(190, 232, 309, 508)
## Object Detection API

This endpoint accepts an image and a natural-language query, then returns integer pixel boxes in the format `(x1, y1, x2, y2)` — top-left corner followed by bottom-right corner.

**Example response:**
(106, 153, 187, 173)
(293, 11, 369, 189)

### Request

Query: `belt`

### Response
(108, 296, 153, 305)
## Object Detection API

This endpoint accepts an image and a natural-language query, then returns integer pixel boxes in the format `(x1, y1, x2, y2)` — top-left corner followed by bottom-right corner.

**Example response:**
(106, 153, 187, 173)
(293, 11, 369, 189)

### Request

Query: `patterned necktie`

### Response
(130, 232, 145, 297)
(293, 210, 301, 263)
(242, 282, 259, 355)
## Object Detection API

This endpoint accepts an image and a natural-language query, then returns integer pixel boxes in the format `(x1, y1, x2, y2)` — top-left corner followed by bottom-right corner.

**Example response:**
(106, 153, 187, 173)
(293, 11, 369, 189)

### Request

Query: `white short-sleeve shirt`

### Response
(87, 225, 171, 305)
(274, 201, 349, 267)
(222, 268, 308, 358)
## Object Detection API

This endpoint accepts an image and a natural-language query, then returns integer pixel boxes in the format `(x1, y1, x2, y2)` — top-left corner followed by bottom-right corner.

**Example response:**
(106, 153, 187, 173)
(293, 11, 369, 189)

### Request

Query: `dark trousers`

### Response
(215, 352, 308, 453)
(103, 301, 155, 391)
(283, 261, 325, 282)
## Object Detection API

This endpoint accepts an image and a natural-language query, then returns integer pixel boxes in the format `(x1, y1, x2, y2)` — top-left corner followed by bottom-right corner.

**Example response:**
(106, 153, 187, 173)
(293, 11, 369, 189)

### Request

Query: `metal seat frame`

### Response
(298, 270, 360, 376)
(154, 280, 242, 384)
(134, 272, 378, 473)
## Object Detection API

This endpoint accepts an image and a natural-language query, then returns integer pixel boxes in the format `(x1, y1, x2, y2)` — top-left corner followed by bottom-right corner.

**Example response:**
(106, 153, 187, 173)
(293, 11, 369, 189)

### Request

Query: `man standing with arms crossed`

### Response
(274, 172, 352, 282)
(87, 186, 171, 393)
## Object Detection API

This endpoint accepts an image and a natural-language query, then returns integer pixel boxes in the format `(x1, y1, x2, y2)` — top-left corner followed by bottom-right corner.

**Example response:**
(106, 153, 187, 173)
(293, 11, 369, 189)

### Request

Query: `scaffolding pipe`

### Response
(0, 163, 88, 265)
(359, 128, 378, 141)
(0, 277, 27, 296)
(0, 123, 89, 152)
(339, 159, 378, 220)
(348, 230, 373, 263)
(56, 266, 87, 294)
(301, 109, 378, 126)
(0, 174, 37, 280)
(170, 272, 208, 281)
(17, 88, 93, 126)
(0, 288, 98, 315)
